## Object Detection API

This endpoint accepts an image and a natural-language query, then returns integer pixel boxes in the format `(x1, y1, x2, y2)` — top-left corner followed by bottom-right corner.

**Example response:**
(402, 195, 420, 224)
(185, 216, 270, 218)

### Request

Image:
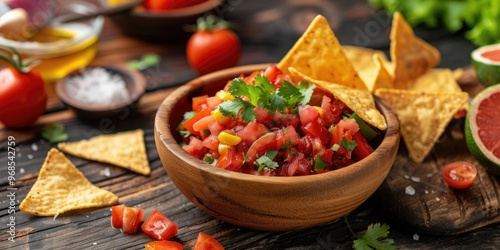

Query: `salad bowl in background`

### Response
(154, 64, 401, 231)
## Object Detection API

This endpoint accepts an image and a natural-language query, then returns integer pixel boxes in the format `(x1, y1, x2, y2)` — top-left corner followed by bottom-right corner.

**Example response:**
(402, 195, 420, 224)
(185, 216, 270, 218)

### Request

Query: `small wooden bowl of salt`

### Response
(56, 65, 146, 121)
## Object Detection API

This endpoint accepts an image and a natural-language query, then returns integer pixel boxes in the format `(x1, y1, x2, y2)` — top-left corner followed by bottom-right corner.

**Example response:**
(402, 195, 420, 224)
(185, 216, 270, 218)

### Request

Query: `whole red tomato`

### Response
(0, 50, 47, 128)
(142, 0, 207, 11)
(186, 16, 241, 75)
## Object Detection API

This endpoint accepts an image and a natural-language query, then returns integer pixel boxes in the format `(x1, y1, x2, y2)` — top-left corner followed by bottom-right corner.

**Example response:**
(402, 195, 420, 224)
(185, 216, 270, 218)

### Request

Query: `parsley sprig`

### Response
(219, 75, 314, 123)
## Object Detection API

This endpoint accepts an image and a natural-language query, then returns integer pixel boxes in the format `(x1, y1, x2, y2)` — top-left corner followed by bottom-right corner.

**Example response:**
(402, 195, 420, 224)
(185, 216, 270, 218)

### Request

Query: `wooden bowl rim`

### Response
(103, 0, 223, 18)
(55, 64, 146, 112)
(155, 63, 400, 185)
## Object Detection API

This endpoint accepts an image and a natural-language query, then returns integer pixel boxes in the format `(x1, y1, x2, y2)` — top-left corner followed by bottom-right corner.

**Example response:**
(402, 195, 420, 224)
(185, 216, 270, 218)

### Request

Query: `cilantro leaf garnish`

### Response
(352, 223, 395, 250)
(255, 151, 279, 172)
(219, 74, 314, 123)
(41, 124, 68, 144)
(342, 137, 358, 151)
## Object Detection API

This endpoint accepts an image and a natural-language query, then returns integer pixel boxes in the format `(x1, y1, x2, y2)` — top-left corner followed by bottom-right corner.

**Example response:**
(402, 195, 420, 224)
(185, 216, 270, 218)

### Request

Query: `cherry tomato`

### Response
(186, 17, 241, 75)
(193, 232, 224, 250)
(141, 210, 178, 241)
(145, 241, 183, 250)
(0, 63, 47, 128)
(142, 0, 207, 11)
(442, 161, 477, 189)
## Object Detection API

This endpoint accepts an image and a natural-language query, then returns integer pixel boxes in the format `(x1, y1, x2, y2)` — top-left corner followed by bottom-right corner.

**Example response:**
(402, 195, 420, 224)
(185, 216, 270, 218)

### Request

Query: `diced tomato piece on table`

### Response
(141, 210, 178, 241)
(145, 241, 183, 250)
(111, 204, 125, 229)
(193, 232, 224, 250)
(121, 206, 144, 235)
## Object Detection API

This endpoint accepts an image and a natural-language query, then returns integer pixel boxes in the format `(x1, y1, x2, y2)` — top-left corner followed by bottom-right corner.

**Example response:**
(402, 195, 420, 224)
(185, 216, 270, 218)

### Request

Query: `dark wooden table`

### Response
(2, 0, 499, 249)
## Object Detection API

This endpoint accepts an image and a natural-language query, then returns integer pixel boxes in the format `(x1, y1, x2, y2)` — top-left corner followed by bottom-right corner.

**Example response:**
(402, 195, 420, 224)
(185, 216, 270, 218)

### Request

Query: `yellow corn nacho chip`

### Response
(374, 88, 469, 163)
(290, 67, 387, 131)
(277, 15, 367, 89)
(58, 129, 150, 175)
(411, 68, 462, 93)
(343, 46, 394, 92)
(20, 148, 118, 216)
(390, 12, 440, 89)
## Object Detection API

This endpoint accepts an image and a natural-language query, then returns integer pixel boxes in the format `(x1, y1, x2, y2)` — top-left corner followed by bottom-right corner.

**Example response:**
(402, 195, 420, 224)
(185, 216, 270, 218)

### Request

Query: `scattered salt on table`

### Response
(405, 185, 416, 195)
(65, 67, 130, 105)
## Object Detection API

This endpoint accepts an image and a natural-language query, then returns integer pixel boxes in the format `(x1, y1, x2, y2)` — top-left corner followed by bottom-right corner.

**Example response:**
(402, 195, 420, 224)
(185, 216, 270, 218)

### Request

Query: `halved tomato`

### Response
(442, 161, 477, 189)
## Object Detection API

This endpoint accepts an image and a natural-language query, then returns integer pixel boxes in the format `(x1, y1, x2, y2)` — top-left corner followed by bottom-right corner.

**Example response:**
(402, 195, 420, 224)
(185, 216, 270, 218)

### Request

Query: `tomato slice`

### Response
(111, 204, 125, 229)
(193, 232, 224, 250)
(121, 207, 144, 235)
(141, 210, 178, 241)
(145, 241, 183, 250)
(245, 133, 277, 164)
(442, 161, 477, 189)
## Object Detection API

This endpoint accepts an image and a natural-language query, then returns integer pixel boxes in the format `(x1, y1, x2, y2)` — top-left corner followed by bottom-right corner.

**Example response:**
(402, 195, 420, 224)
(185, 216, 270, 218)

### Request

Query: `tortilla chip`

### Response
(290, 67, 387, 130)
(411, 68, 463, 93)
(390, 12, 440, 89)
(58, 129, 150, 175)
(277, 15, 367, 89)
(372, 54, 394, 91)
(374, 88, 469, 163)
(342, 46, 392, 91)
(20, 148, 118, 216)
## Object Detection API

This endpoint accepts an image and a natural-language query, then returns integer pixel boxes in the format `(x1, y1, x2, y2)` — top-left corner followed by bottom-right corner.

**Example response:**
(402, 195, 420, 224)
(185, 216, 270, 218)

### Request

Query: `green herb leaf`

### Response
(219, 98, 255, 123)
(353, 223, 395, 250)
(280, 139, 292, 151)
(314, 156, 328, 171)
(349, 114, 377, 142)
(203, 154, 215, 164)
(342, 137, 358, 151)
(220, 74, 314, 123)
(255, 151, 279, 172)
(41, 124, 68, 144)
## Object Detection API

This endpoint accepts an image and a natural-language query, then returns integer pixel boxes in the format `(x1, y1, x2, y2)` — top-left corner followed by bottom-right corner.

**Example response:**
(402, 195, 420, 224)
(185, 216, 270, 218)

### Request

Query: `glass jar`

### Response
(0, 1, 104, 82)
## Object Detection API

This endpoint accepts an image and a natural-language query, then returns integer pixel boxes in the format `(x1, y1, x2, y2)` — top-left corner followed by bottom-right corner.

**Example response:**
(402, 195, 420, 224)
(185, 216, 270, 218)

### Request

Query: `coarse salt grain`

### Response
(65, 67, 130, 105)
(405, 185, 416, 195)
(413, 233, 420, 241)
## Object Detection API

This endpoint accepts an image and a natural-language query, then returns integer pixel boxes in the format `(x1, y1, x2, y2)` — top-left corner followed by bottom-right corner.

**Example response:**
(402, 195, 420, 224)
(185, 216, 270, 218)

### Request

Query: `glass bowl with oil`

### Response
(0, 1, 104, 83)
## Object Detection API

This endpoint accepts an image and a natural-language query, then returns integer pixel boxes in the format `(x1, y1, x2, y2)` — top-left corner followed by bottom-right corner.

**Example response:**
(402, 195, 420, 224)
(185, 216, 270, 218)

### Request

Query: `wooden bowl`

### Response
(55, 64, 146, 121)
(99, 0, 223, 41)
(154, 64, 401, 231)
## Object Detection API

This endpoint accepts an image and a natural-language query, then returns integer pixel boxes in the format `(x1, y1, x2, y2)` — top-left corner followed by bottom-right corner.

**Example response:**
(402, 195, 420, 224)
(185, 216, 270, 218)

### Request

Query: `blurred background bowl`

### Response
(100, 0, 223, 42)
(0, 0, 104, 82)
(154, 64, 401, 231)
(55, 64, 146, 121)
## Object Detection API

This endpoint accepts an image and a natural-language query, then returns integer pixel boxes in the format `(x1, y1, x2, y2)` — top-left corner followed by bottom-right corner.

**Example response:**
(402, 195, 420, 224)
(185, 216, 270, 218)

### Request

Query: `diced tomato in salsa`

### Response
(179, 65, 382, 176)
